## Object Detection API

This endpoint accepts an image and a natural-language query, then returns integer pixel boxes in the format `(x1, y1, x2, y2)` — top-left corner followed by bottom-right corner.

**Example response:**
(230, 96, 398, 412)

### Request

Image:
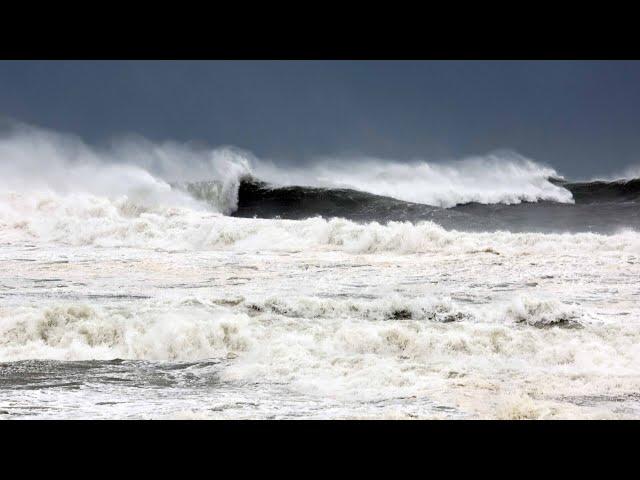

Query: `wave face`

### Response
(229, 179, 640, 233)
(232, 179, 441, 222)
(555, 178, 640, 204)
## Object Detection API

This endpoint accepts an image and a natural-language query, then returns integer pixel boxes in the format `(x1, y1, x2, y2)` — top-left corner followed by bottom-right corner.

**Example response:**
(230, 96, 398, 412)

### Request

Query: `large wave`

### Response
(4, 122, 640, 241)
(250, 152, 574, 208)
(0, 123, 576, 215)
(553, 177, 640, 203)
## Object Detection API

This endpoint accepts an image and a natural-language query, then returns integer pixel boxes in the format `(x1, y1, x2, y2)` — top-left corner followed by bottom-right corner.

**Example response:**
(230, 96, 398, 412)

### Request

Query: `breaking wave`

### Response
(0, 303, 251, 361)
(249, 152, 574, 208)
(2, 188, 640, 254)
(3, 122, 640, 240)
(0, 122, 253, 215)
(0, 295, 587, 362)
(0, 123, 576, 218)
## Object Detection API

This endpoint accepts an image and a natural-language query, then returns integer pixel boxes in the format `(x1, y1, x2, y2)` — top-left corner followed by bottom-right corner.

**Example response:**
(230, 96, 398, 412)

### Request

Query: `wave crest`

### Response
(250, 151, 574, 208)
(1, 123, 575, 217)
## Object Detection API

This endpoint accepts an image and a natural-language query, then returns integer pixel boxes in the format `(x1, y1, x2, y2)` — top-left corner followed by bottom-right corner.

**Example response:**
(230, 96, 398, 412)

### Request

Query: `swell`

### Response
(225, 178, 640, 233)
(232, 179, 442, 222)
(552, 177, 640, 203)
(232, 177, 640, 223)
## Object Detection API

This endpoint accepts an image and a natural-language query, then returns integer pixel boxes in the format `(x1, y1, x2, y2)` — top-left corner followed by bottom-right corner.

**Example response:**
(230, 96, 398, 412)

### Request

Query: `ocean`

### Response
(1, 127, 639, 419)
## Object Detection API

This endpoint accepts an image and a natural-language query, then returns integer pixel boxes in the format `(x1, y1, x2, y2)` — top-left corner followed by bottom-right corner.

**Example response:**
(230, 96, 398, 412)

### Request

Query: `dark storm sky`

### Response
(1, 60, 639, 178)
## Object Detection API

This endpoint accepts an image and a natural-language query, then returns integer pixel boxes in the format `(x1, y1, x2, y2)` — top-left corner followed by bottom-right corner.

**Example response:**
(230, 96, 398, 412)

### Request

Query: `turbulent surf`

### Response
(1, 124, 640, 419)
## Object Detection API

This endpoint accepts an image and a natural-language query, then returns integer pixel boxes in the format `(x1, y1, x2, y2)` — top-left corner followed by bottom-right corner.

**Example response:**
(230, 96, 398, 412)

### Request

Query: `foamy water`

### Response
(1, 124, 639, 419)
(1, 208, 639, 418)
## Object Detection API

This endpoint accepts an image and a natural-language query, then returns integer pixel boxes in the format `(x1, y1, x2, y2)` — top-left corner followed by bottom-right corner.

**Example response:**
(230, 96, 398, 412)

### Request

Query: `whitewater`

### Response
(1, 124, 639, 419)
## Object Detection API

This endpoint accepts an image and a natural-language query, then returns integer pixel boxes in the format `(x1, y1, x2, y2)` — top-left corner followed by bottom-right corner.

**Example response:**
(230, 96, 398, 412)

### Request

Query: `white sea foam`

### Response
(0, 122, 252, 214)
(0, 290, 617, 376)
(0, 303, 251, 361)
(1, 294, 637, 419)
(2, 189, 638, 254)
(251, 152, 573, 207)
(1, 224, 638, 418)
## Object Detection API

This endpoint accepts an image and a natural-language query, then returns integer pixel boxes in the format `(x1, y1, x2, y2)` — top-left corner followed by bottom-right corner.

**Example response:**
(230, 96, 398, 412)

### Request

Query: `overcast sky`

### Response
(1, 60, 639, 178)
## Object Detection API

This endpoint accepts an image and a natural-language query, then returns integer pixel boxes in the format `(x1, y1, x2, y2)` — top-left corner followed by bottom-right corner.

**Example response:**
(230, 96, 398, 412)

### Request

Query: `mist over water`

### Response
(2, 122, 640, 419)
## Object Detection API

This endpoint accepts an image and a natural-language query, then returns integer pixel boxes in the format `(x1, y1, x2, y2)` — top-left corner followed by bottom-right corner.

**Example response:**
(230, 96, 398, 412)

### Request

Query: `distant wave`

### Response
(553, 178, 640, 204)
(2, 122, 640, 237)
(1, 122, 575, 215)
(193, 179, 443, 222)
(181, 152, 577, 219)
(224, 177, 640, 223)
(248, 152, 574, 208)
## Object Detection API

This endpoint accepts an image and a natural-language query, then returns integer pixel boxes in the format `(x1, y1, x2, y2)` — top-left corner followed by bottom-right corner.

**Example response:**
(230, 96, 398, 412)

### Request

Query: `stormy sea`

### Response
(1, 125, 639, 419)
